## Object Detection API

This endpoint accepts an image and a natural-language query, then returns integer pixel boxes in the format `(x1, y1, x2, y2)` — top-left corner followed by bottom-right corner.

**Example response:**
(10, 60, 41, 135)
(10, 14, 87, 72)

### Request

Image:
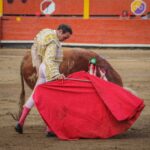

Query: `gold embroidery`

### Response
(31, 28, 63, 81)
(35, 29, 59, 58)
(43, 42, 63, 81)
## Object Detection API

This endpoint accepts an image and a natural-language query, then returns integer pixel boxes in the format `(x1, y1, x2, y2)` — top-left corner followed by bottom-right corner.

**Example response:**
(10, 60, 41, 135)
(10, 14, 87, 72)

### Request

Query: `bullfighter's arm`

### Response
(43, 41, 64, 81)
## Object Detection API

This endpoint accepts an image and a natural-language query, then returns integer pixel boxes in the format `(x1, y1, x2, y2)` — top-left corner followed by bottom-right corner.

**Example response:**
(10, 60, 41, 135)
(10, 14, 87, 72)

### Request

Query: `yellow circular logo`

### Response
(131, 0, 146, 16)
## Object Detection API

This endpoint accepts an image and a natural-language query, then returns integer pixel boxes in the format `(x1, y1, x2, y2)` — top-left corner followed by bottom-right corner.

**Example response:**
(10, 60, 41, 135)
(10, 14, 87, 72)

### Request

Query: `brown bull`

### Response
(15, 48, 123, 120)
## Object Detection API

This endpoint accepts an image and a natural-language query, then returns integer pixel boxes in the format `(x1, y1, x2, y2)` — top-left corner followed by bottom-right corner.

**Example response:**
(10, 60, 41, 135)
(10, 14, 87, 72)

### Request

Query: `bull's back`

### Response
(62, 48, 123, 86)
(61, 48, 98, 75)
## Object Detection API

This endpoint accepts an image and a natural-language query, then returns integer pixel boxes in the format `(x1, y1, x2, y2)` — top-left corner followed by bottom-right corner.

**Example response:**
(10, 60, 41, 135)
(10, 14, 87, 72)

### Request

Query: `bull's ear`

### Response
(7, 0, 14, 3)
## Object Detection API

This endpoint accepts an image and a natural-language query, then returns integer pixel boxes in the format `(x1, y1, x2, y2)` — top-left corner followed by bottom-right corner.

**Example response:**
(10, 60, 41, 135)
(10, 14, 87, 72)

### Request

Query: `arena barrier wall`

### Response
(1, 0, 150, 46)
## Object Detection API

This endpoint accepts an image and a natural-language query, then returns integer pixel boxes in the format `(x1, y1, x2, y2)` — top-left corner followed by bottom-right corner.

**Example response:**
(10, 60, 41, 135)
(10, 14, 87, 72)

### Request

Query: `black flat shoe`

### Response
(46, 132, 56, 137)
(15, 124, 23, 134)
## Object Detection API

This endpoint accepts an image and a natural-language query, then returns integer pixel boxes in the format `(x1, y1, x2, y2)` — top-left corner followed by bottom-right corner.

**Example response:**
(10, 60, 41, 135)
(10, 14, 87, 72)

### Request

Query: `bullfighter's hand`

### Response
(57, 74, 65, 80)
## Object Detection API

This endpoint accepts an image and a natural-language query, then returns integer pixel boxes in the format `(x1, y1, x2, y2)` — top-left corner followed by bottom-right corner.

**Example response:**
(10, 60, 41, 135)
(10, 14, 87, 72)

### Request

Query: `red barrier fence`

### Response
(1, 0, 150, 45)
(2, 16, 150, 44)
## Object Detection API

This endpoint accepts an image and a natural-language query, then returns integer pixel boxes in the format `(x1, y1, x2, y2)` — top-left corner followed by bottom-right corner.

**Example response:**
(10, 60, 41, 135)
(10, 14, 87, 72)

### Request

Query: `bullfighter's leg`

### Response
(15, 63, 46, 134)
(31, 43, 42, 75)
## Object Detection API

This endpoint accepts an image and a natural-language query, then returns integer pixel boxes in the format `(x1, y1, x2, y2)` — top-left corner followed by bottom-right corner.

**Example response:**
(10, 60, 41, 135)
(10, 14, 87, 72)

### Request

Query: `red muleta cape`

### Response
(33, 71, 144, 140)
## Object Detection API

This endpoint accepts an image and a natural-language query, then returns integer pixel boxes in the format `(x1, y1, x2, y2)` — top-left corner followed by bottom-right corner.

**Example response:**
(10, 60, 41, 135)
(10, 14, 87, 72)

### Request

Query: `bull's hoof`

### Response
(15, 123, 23, 134)
(46, 132, 56, 137)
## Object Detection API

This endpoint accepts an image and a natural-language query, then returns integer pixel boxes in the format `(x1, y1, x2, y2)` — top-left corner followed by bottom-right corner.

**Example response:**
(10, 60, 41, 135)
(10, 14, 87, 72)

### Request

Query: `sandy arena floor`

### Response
(0, 47, 150, 150)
